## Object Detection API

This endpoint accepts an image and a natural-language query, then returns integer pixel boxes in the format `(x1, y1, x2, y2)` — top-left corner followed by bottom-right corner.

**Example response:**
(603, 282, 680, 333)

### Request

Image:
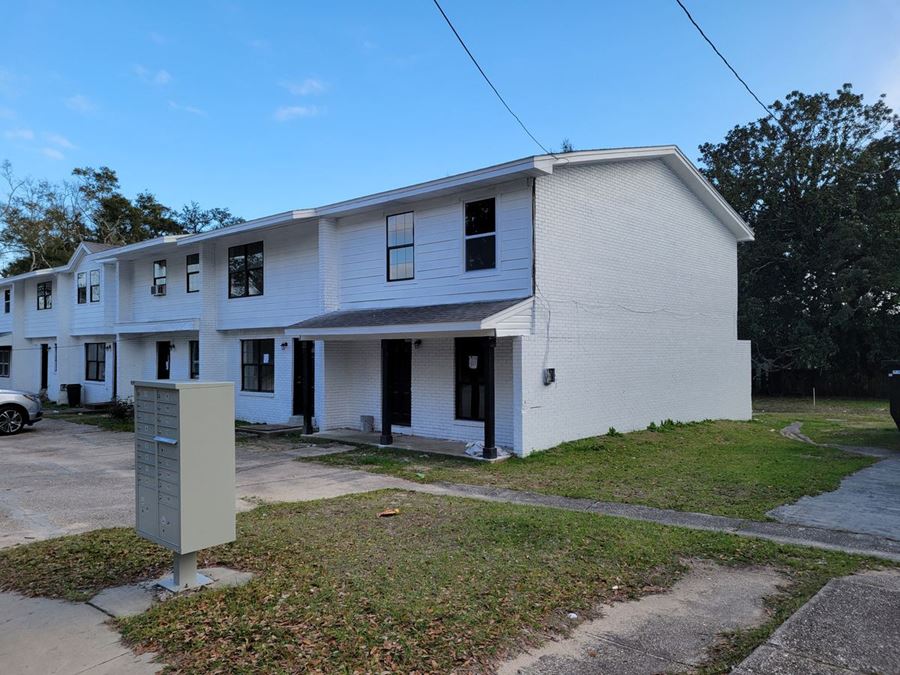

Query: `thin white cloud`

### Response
(0, 106, 15, 119)
(149, 31, 167, 45)
(0, 68, 21, 98)
(168, 100, 207, 116)
(44, 132, 76, 149)
(40, 147, 64, 160)
(273, 105, 320, 122)
(3, 128, 34, 141)
(66, 94, 97, 114)
(134, 64, 171, 85)
(279, 78, 326, 96)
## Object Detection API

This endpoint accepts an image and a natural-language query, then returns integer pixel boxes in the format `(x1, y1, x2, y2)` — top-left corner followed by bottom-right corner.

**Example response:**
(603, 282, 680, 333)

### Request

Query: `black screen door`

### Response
(292, 340, 315, 417)
(40, 344, 49, 390)
(156, 341, 170, 379)
(387, 340, 411, 426)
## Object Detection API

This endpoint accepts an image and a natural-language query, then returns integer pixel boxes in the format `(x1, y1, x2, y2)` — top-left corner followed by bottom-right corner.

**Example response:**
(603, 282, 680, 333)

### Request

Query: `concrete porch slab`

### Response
(235, 424, 306, 436)
(310, 428, 511, 462)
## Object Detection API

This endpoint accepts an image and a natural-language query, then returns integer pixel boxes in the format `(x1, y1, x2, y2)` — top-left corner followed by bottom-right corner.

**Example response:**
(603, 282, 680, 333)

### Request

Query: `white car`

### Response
(0, 389, 43, 435)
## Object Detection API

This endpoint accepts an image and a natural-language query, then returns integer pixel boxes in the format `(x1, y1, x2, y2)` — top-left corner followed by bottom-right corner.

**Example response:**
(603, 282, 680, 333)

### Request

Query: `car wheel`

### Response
(0, 405, 26, 435)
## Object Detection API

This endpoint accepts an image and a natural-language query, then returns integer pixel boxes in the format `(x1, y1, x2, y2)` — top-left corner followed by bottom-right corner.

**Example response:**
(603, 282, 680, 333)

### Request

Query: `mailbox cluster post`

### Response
(133, 380, 236, 591)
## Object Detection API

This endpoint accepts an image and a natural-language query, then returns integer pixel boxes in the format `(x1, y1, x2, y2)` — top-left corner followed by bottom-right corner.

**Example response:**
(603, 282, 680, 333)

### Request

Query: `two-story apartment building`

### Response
(0, 146, 754, 455)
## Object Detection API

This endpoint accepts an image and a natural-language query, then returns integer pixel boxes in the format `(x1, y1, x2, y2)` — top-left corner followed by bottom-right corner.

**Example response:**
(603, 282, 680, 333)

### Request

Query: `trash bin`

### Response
(889, 367, 900, 431)
(58, 384, 69, 406)
(66, 383, 82, 407)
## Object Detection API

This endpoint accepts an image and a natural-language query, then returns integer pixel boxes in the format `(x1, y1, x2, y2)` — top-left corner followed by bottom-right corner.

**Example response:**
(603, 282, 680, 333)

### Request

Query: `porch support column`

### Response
(380, 340, 393, 445)
(301, 341, 314, 434)
(482, 336, 497, 459)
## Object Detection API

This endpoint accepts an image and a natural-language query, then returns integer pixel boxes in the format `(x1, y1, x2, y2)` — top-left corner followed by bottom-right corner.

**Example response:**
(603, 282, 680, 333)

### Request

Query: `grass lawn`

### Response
(306, 416, 875, 520)
(755, 396, 899, 452)
(0, 490, 885, 673)
(49, 412, 135, 433)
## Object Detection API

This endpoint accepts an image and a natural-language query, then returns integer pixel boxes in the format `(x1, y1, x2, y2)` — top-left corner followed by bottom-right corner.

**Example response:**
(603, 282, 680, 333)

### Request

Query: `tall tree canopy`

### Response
(0, 162, 242, 276)
(700, 84, 900, 392)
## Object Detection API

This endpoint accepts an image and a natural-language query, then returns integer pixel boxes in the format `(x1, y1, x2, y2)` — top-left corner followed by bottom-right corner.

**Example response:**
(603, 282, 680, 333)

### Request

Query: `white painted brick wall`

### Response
(520, 159, 751, 454)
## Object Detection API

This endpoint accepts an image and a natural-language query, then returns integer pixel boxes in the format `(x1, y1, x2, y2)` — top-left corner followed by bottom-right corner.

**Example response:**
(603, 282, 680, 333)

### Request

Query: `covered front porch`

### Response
(289, 298, 532, 458)
(310, 428, 508, 462)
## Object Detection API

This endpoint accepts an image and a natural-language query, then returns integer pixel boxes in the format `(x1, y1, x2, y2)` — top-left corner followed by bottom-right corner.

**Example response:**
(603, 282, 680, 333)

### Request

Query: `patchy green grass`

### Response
(0, 491, 884, 673)
(755, 396, 899, 452)
(50, 412, 135, 433)
(307, 419, 873, 520)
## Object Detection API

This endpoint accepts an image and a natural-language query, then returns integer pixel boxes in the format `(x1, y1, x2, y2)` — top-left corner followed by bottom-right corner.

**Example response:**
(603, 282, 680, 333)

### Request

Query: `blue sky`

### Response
(1, 0, 898, 220)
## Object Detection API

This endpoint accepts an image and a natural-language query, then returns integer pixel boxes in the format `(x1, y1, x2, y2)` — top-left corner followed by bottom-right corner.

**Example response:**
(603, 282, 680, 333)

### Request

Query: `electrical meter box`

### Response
(134, 380, 236, 554)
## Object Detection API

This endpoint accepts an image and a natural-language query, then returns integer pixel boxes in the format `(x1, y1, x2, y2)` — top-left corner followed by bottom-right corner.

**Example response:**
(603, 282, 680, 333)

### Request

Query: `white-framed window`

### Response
(386, 211, 414, 281)
(464, 197, 496, 271)
(89, 270, 100, 302)
(85, 342, 106, 381)
(36, 281, 52, 310)
(77, 273, 87, 304)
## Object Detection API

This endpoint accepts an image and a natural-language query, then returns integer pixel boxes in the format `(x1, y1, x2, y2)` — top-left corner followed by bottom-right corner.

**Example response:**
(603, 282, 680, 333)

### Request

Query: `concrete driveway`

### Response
(0, 418, 434, 548)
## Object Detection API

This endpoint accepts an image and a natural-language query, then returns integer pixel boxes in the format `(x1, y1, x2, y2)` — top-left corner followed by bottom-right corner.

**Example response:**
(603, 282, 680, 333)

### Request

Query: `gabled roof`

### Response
(179, 146, 752, 245)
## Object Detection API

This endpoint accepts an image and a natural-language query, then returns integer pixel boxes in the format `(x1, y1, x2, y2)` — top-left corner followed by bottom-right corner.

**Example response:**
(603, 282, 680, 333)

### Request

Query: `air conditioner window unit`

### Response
(150, 284, 167, 296)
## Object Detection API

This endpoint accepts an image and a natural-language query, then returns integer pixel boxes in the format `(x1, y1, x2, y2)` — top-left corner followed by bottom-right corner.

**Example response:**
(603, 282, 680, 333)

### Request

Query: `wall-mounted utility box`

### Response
(134, 380, 235, 554)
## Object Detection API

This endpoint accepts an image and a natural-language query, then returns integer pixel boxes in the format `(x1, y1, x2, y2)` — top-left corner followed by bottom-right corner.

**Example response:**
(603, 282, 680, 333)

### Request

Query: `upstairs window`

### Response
(85, 342, 106, 381)
(386, 212, 414, 281)
(241, 339, 274, 392)
(153, 260, 167, 289)
(186, 253, 200, 293)
(228, 242, 264, 298)
(89, 270, 100, 302)
(76, 272, 87, 304)
(464, 198, 496, 271)
(0, 346, 10, 377)
(4, 288, 10, 313)
(37, 281, 52, 310)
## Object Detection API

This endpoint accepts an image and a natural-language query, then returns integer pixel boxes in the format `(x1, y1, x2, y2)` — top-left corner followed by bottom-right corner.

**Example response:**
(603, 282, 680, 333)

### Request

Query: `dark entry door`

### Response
(292, 340, 315, 417)
(156, 341, 171, 379)
(40, 344, 49, 390)
(386, 340, 411, 426)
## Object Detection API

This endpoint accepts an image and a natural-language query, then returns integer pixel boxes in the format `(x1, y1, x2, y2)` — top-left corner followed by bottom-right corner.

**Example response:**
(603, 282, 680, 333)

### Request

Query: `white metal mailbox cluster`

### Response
(134, 380, 236, 589)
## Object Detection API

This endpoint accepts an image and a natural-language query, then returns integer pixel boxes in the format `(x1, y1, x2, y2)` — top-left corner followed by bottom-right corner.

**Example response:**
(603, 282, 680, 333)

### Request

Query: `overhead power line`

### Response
(431, 0, 558, 157)
(673, 0, 786, 133)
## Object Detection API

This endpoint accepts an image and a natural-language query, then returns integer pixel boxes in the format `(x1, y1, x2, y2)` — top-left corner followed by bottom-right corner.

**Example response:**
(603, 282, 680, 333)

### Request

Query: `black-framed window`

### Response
(386, 211, 414, 281)
(153, 260, 167, 288)
(186, 253, 200, 293)
(36, 281, 52, 310)
(76, 272, 87, 304)
(241, 339, 274, 392)
(4, 288, 10, 313)
(228, 242, 264, 298)
(455, 337, 485, 421)
(0, 346, 10, 377)
(464, 198, 496, 271)
(85, 342, 106, 381)
(89, 270, 100, 302)
(189, 340, 199, 379)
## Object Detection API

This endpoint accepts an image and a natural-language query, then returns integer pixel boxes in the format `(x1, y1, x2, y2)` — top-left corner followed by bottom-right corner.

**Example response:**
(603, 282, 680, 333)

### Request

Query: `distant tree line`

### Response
(0, 162, 242, 276)
(700, 84, 899, 396)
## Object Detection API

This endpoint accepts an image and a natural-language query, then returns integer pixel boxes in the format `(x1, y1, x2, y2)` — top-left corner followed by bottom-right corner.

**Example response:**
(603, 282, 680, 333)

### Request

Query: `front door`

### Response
(40, 344, 49, 390)
(386, 340, 412, 426)
(156, 341, 170, 379)
(292, 340, 315, 417)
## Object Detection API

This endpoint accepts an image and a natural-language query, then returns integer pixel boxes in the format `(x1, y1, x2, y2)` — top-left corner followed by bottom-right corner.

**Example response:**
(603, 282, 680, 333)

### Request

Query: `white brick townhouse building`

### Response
(0, 146, 754, 456)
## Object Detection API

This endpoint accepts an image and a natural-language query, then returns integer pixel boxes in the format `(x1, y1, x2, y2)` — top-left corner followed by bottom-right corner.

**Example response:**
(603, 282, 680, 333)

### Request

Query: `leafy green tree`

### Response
(0, 163, 242, 275)
(699, 84, 900, 392)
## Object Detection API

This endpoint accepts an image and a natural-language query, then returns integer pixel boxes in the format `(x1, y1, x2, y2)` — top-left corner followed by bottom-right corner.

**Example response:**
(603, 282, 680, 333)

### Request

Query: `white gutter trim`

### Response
(94, 235, 189, 262)
(178, 210, 316, 245)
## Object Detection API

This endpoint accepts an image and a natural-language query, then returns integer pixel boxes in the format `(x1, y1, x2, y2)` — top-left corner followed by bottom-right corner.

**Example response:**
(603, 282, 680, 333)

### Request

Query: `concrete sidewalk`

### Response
(736, 569, 900, 673)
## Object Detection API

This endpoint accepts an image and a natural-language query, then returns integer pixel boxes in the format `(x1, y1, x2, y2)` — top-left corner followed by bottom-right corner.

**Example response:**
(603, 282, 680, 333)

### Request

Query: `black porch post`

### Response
(482, 336, 497, 459)
(302, 341, 314, 435)
(380, 339, 393, 445)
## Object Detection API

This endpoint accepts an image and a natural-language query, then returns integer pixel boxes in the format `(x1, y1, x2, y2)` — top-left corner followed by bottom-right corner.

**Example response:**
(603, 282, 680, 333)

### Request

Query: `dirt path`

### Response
(498, 560, 784, 674)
